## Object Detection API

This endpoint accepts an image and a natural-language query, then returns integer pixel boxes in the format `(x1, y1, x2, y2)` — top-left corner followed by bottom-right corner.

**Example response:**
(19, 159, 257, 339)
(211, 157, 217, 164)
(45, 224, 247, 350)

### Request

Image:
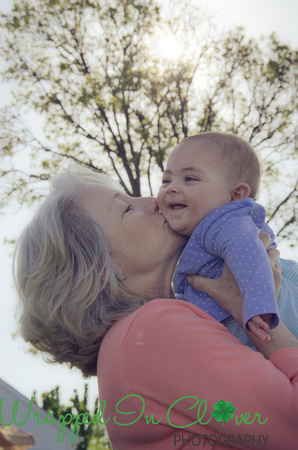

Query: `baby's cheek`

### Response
(156, 189, 165, 210)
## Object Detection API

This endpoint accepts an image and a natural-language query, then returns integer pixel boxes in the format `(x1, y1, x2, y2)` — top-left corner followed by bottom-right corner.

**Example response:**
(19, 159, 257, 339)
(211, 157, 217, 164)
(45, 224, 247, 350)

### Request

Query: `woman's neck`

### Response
(127, 256, 178, 300)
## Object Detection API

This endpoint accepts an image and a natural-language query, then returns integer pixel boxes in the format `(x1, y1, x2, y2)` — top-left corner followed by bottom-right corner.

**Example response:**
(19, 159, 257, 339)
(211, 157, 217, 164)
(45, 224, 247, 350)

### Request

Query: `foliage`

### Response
(33, 385, 111, 449)
(0, 0, 297, 245)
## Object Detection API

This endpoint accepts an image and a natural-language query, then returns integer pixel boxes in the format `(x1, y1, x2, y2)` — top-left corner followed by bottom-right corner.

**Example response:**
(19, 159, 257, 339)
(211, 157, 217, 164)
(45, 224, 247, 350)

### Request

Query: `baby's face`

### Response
(157, 141, 232, 236)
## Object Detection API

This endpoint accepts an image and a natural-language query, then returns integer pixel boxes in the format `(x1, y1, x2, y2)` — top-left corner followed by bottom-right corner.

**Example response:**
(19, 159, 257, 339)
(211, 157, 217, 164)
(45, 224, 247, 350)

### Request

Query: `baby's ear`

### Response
(229, 183, 251, 202)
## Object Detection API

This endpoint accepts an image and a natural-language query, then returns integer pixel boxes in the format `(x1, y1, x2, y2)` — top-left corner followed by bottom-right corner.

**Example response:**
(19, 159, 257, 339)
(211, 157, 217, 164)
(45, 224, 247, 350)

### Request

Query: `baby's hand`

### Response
(247, 314, 272, 342)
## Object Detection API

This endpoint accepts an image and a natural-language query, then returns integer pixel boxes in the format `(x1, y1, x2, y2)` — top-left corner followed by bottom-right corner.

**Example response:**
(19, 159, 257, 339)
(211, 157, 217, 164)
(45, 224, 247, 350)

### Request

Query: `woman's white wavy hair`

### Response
(14, 165, 147, 377)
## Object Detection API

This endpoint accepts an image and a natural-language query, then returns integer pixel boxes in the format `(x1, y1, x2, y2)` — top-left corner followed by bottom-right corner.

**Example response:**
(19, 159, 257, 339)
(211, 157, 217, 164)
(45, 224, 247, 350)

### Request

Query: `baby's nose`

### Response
(166, 181, 179, 193)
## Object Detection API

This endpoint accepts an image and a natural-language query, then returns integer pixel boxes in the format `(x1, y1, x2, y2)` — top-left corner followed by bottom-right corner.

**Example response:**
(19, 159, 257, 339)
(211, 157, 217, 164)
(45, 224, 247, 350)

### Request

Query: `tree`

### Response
(33, 385, 111, 449)
(0, 0, 297, 246)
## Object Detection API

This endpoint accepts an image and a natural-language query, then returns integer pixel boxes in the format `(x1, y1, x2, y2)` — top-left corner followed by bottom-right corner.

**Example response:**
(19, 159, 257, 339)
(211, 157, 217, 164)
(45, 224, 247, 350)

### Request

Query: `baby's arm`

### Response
(187, 236, 282, 345)
(202, 202, 280, 334)
(247, 314, 272, 342)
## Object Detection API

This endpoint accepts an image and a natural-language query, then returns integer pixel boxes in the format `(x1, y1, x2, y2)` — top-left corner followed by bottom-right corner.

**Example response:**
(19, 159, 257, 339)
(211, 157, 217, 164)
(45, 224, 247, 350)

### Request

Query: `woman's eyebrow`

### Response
(112, 192, 132, 211)
(112, 192, 122, 203)
(113, 192, 131, 202)
(111, 192, 127, 219)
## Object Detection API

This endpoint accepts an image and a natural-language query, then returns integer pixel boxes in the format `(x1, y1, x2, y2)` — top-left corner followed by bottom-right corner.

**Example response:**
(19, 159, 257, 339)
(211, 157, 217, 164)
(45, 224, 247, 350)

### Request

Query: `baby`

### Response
(157, 132, 280, 342)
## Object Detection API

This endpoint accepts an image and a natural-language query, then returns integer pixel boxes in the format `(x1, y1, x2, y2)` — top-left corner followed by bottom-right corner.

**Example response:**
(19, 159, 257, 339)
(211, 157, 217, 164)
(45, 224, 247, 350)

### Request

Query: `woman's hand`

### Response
(187, 258, 244, 326)
(186, 232, 282, 327)
(268, 247, 282, 299)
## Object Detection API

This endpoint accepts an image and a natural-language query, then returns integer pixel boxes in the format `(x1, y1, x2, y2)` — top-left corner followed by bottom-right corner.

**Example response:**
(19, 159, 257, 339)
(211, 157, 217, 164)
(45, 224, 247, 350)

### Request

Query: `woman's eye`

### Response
(124, 204, 132, 213)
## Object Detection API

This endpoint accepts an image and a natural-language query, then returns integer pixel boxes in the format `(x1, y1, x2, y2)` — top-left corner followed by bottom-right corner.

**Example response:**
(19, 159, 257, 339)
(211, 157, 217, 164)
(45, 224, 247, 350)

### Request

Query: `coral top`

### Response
(97, 299, 298, 449)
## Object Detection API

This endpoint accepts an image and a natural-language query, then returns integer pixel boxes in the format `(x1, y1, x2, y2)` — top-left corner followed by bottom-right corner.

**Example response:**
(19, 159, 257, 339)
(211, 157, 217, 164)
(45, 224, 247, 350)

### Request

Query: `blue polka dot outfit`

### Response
(223, 258, 298, 348)
(173, 198, 280, 331)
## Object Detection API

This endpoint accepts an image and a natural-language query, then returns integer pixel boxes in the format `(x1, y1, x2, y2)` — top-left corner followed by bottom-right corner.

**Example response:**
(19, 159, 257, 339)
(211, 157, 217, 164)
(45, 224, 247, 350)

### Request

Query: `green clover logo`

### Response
(212, 400, 235, 426)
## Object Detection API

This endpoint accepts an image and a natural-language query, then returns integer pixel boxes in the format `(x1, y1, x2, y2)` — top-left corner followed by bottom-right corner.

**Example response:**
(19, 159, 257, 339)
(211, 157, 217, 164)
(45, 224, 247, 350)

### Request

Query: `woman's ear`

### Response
(229, 183, 251, 202)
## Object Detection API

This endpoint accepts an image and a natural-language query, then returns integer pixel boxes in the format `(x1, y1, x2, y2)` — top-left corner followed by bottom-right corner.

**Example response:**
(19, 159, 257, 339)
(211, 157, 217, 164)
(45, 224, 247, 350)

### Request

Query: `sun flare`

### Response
(156, 34, 184, 60)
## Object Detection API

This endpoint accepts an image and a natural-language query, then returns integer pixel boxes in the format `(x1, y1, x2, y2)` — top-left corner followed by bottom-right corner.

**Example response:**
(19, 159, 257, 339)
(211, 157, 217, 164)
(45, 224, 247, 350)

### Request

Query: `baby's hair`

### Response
(183, 132, 261, 199)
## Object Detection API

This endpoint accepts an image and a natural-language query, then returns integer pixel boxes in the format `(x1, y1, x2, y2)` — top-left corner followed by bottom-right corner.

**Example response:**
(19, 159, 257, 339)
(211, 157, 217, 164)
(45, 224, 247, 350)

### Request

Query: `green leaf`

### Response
(212, 400, 235, 426)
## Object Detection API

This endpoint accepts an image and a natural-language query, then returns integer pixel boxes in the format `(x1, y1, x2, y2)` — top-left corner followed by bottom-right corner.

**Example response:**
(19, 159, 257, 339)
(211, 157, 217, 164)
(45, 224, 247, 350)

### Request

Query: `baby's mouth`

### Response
(170, 203, 186, 210)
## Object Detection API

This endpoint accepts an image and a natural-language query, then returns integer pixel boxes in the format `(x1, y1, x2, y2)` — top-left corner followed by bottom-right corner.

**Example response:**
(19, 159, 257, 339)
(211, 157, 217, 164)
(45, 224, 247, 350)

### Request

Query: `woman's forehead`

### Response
(81, 184, 121, 218)
(83, 183, 119, 198)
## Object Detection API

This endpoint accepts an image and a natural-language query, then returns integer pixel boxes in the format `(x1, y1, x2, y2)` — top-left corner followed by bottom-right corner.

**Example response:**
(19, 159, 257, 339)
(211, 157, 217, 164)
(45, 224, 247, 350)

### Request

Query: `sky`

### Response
(0, 0, 297, 421)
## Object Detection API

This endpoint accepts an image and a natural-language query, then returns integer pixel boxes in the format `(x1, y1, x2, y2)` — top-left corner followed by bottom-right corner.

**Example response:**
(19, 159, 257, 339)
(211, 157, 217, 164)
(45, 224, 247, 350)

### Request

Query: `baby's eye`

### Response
(185, 176, 198, 182)
(161, 178, 171, 185)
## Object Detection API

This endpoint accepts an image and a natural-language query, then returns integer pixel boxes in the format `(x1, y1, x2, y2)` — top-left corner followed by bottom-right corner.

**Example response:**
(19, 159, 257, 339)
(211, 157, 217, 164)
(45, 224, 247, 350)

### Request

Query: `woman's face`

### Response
(83, 184, 187, 292)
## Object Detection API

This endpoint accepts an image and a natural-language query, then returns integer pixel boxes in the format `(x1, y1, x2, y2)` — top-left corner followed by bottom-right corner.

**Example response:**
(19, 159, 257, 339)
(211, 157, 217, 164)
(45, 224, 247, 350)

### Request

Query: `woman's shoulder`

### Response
(121, 298, 214, 331)
(103, 298, 229, 354)
(135, 297, 208, 315)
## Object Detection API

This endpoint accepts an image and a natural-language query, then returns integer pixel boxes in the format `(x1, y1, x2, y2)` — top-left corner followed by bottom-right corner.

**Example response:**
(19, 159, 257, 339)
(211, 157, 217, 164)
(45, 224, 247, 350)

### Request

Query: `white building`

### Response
(0, 378, 81, 450)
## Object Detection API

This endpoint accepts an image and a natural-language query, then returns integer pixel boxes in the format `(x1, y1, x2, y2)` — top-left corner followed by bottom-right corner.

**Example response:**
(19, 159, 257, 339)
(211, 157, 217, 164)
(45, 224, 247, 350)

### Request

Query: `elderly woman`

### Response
(14, 165, 298, 449)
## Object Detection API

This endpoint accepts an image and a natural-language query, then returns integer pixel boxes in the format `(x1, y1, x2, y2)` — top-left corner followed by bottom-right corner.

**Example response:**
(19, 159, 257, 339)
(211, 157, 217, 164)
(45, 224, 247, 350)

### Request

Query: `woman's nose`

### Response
(141, 197, 159, 214)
